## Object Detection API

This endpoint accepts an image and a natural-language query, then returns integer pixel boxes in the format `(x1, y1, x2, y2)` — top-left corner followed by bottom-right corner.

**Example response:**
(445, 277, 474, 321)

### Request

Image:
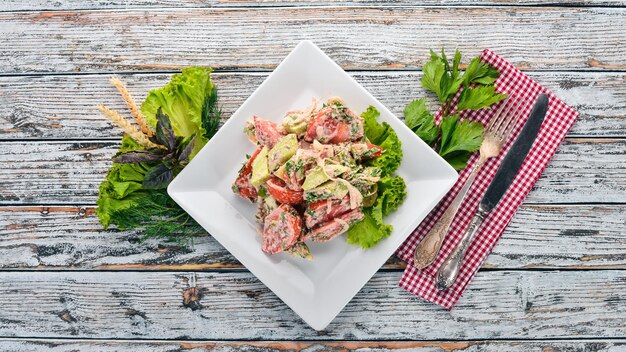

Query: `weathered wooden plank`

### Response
(0, 205, 624, 270)
(1, 72, 624, 140)
(1, 339, 625, 352)
(0, 270, 624, 339)
(0, 7, 625, 74)
(1, 139, 623, 205)
(2, 0, 626, 11)
(4, 0, 626, 13)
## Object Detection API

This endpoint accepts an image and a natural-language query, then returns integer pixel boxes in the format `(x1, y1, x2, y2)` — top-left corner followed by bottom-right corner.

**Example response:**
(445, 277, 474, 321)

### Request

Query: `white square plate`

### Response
(168, 41, 458, 330)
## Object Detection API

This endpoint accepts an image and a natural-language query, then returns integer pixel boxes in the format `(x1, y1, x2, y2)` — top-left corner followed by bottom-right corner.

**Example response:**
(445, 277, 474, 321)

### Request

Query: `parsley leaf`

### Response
(421, 53, 448, 103)
(405, 49, 506, 170)
(403, 98, 439, 145)
(439, 114, 484, 166)
(442, 151, 473, 171)
(462, 57, 500, 87)
(422, 49, 464, 104)
(457, 85, 507, 111)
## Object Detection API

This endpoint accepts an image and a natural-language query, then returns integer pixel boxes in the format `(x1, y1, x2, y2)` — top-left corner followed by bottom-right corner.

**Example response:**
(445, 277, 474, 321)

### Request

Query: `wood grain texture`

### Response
(0, 270, 624, 339)
(0, 205, 624, 270)
(1, 339, 625, 352)
(0, 0, 624, 346)
(1, 139, 623, 205)
(3, 0, 626, 12)
(1, 71, 624, 140)
(0, 7, 625, 74)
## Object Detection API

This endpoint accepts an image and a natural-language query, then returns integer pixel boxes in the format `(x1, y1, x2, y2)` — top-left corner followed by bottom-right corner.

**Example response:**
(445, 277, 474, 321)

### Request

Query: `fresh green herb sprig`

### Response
(404, 49, 507, 170)
(113, 108, 197, 190)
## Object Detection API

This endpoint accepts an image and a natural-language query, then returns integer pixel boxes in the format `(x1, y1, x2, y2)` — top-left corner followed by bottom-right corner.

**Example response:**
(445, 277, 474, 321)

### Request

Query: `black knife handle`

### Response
(481, 94, 549, 212)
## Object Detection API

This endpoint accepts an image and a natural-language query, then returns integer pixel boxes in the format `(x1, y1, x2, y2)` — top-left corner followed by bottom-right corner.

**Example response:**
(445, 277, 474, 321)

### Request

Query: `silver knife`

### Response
(436, 93, 549, 291)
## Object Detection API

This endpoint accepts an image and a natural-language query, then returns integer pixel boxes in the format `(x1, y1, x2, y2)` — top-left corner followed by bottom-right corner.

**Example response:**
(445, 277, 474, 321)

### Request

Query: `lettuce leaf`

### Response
(141, 67, 216, 157)
(346, 210, 392, 249)
(361, 106, 402, 176)
(96, 137, 202, 242)
(96, 137, 149, 227)
(97, 68, 219, 244)
(377, 175, 407, 217)
(96, 162, 202, 243)
(347, 175, 406, 248)
(362, 106, 388, 144)
(347, 107, 407, 249)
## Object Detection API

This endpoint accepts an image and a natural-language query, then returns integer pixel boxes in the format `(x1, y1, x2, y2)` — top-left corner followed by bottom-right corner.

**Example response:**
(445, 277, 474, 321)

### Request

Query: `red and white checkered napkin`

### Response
(395, 49, 580, 309)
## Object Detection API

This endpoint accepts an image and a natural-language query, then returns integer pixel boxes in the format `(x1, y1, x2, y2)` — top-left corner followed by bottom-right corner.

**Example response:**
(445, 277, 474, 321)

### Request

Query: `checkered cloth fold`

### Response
(395, 49, 580, 309)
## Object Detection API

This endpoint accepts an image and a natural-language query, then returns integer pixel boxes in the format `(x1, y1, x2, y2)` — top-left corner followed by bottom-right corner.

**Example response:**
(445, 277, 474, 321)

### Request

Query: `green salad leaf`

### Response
(362, 106, 388, 143)
(347, 107, 407, 249)
(347, 210, 392, 249)
(376, 175, 407, 217)
(361, 106, 402, 175)
(141, 67, 219, 157)
(347, 175, 406, 248)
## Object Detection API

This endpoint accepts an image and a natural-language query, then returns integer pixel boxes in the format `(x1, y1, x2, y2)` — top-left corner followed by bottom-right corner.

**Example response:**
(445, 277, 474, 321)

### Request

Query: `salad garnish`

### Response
(404, 49, 506, 170)
(96, 68, 221, 244)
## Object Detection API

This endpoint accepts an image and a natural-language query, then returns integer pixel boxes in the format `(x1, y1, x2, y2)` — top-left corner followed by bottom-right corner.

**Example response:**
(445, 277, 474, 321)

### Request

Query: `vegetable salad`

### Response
(232, 97, 406, 258)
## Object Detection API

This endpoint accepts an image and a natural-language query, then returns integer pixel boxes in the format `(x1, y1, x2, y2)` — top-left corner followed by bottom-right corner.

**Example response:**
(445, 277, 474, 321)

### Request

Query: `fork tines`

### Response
(486, 93, 532, 142)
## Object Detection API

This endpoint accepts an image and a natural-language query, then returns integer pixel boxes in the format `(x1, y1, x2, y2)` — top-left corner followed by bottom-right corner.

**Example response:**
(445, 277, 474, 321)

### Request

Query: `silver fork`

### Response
(413, 94, 529, 270)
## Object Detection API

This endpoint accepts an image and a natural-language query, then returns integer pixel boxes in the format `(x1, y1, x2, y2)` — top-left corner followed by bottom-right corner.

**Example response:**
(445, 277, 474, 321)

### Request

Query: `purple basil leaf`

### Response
(113, 150, 162, 164)
(142, 164, 174, 189)
(177, 135, 196, 162)
(155, 108, 176, 150)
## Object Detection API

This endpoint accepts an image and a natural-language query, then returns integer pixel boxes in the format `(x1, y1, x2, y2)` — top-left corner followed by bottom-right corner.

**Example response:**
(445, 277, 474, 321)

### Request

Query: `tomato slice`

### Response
(329, 122, 351, 143)
(242, 146, 263, 175)
(366, 143, 383, 158)
(262, 204, 303, 254)
(233, 147, 263, 201)
(266, 177, 304, 205)
(254, 116, 282, 148)
(305, 196, 352, 229)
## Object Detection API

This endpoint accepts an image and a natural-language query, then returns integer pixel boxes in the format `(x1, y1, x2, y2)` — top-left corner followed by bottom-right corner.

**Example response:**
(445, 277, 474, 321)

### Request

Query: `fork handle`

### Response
(436, 208, 487, 290)
(413, 157, 485, 269)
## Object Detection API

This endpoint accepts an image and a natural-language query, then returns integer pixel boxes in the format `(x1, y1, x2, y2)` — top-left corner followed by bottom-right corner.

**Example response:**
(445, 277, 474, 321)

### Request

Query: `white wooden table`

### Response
(0, 1, 625, 350)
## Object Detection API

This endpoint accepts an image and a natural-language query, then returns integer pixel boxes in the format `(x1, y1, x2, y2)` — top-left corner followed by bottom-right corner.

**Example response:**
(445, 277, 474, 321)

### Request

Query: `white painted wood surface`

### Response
(1, 139, 624, 204)
(0, 270, 624, 339)
(0, 0, 624, 350)
(0, 7, 625, 73)
(0, 205, 623, 270)
(1, 72, 624, 140)
(2, 339, 625, 352)
(3, 0, 626, 11)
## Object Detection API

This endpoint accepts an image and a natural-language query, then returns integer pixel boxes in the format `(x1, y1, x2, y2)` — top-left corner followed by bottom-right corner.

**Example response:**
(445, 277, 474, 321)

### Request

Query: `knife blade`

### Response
(480, 93, 549, 212)
(435, 93, 549, 290)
